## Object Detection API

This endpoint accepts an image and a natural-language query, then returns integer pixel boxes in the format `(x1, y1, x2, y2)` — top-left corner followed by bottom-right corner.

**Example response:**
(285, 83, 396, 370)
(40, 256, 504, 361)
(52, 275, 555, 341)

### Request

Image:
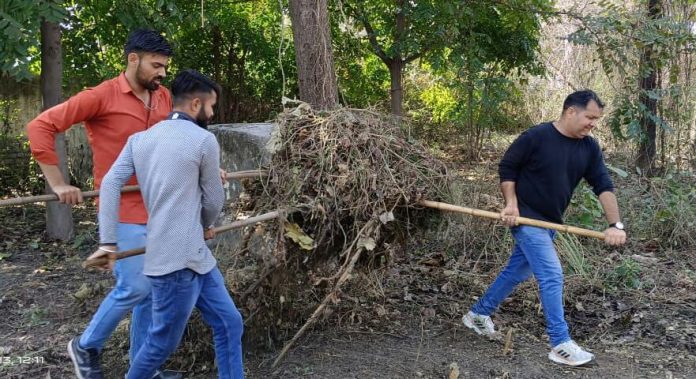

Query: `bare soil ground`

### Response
(2, 203, 695, 378)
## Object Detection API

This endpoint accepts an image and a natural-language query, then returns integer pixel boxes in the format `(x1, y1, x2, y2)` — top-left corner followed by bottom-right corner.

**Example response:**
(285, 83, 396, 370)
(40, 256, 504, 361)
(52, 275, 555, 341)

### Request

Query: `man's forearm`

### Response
(598, 191, 621, 224)
(500, 181, 517, 206)
(37, 161, 68, 188)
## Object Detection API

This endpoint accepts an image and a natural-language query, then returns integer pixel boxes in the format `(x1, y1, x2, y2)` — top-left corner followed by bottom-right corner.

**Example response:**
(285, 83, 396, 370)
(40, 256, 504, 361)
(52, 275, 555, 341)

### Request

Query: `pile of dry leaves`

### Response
(171, 104, 451, 369)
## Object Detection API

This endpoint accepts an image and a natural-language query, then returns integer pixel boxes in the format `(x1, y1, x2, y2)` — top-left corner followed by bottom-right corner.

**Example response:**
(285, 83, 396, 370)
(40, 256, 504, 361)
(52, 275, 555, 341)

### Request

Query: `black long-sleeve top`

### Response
(498, 122, 614, 224)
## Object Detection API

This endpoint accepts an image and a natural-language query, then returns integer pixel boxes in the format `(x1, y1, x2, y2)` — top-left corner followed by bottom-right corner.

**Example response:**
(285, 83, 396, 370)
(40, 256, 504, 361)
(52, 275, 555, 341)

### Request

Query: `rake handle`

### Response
(418, 199, 606, 240)
(0, 170, 266, 207)
(82, 210, 282, 269)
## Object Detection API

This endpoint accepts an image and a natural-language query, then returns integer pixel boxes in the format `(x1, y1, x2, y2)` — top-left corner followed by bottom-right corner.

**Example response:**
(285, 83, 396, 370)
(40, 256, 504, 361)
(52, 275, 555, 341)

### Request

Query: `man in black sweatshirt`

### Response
(462, 90, 627, 367)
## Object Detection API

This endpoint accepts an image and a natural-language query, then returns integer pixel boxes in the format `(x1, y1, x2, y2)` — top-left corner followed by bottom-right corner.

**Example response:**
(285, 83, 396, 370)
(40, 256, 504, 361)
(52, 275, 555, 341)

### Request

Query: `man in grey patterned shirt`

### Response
(91, 70, 244, 378)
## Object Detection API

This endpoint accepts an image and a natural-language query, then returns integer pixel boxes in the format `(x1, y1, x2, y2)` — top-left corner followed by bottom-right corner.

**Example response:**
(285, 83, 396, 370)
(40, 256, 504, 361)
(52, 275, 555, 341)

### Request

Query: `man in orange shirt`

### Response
(27, 29, 180, 379)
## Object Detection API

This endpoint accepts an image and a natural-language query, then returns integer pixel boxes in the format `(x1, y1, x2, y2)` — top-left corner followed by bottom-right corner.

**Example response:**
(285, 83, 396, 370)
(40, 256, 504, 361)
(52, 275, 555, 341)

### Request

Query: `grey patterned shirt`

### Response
(99, 115, 225, 276)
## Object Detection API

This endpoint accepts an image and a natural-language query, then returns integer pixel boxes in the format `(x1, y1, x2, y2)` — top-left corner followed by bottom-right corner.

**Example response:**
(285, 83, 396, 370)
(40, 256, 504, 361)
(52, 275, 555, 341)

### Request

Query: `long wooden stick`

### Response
(0, 169, 267, 207)
(272, 220, 376, 367)
(418, 199, 606, 240)
(273, 245, 366, 367)
(0, 185, 140, 207)
(82, 210, 282, 268)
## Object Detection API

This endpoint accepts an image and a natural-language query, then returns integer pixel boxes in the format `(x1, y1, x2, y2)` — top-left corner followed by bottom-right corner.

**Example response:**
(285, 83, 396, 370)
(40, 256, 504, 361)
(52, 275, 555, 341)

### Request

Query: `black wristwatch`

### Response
(609, 222, 625, 231)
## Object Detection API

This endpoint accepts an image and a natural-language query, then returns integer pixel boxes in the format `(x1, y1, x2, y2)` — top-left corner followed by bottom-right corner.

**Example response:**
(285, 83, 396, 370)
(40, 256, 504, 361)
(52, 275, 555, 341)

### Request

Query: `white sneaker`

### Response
(462, 311, 496, 336)
(548, 340, 595, 366)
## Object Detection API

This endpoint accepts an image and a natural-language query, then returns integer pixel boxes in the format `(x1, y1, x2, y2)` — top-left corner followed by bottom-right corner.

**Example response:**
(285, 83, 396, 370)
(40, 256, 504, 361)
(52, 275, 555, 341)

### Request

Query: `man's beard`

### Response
(195, 108, 210, 129)
(136, 63, 162, 91)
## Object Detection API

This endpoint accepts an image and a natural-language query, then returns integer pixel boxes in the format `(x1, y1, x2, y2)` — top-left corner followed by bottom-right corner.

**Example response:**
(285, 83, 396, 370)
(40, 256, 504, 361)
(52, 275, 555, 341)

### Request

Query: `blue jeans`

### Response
(126, 267, 244, 379)
(471, 225, 570, 347)
(80, 223, 152, 362)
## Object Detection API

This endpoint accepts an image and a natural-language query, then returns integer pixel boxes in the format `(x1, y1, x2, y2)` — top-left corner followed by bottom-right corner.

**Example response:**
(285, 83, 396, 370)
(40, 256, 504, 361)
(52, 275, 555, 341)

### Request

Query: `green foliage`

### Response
(0, 0, 67, 80)
(430, 0, 550, 76)
(417, 81, 458, 124)
(566, 183, 604, 229)
(334, 41, 390, 108)
(607, 257, 642, 289)
(0, 97, 20, 131)
(23, 305, 49, 326)
(60, 0, 290, 120)
(338, 0, 461, 63)
(337, 0, 550, 70)
(639, 173, 696, 247)
(0, 133, 44, 197)
(566, 164, 696, 249)
(171, 0, 293, 121)
(0, 0, 294, 121)
(406, 64, 532, 150)
(332, 0, 549, 149)
(568, 1, 696, 162)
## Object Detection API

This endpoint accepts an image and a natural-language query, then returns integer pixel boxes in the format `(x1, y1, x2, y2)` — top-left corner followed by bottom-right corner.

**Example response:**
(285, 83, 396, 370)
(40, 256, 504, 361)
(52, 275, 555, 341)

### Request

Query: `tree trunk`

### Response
(636, 0, 661, 175)
(234, 48, 247, 122)
(211, 25, 222, 84)
(288, 0, 339, 110)
(41, 19, 74, 240)
(389, 60, 404, 117)
(389, 0, 406, 116)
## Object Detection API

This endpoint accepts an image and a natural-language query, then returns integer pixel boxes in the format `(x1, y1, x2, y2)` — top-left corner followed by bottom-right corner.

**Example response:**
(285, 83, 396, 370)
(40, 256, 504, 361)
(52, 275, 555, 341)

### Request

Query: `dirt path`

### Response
(250, 321, 694, 379)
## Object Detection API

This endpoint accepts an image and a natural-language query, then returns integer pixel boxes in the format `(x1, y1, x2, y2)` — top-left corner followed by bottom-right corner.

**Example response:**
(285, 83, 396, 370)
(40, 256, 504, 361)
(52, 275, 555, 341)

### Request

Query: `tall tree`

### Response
(340, 0, 550, 116)
(288, 0, 338, 110)
(636, 0, 662, 174)
(0, 1, 71, 239)
(41, 17, 74, 240)
(341, 0, 439, 116)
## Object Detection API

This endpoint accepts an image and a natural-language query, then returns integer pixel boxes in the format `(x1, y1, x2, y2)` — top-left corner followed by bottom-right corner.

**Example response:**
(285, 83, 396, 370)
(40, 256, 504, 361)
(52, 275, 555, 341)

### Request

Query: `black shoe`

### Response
(153, 370, 184, 379)
(67, 337, 104, 379)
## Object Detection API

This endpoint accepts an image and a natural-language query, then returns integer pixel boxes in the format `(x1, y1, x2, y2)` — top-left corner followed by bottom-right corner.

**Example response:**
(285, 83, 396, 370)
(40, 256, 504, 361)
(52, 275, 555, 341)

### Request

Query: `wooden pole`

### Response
(418, 199, 606, 240)
(272, 220, 377, 367)
(273, 246, 365, 367)
(82, 209, 282, 268)
(0, 170, 266, 207)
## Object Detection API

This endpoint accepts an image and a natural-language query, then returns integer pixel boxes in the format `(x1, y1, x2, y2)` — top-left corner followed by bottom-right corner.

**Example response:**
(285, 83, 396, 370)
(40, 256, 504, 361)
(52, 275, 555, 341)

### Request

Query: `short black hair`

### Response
(171, 69, 221, 106)
(562, 90, 605, 112)
(124, 29, 173, 57)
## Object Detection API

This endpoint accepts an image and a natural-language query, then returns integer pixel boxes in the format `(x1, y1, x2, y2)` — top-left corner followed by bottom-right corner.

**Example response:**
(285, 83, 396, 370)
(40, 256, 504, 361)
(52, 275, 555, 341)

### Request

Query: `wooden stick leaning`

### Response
(272, 220, 377, 368)
(0, 169, 267, 207)
(82, 210, 282, 269)
(418, 199, 606, 240)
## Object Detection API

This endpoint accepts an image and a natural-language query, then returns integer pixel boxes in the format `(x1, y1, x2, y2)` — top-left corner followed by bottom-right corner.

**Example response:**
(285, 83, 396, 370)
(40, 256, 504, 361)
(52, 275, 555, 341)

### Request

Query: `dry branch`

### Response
(272, 220, 378, 367)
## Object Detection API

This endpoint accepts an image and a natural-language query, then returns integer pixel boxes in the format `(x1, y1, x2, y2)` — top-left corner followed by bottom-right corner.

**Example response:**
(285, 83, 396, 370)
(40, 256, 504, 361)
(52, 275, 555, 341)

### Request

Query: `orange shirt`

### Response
(27, 73, 172, 224)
